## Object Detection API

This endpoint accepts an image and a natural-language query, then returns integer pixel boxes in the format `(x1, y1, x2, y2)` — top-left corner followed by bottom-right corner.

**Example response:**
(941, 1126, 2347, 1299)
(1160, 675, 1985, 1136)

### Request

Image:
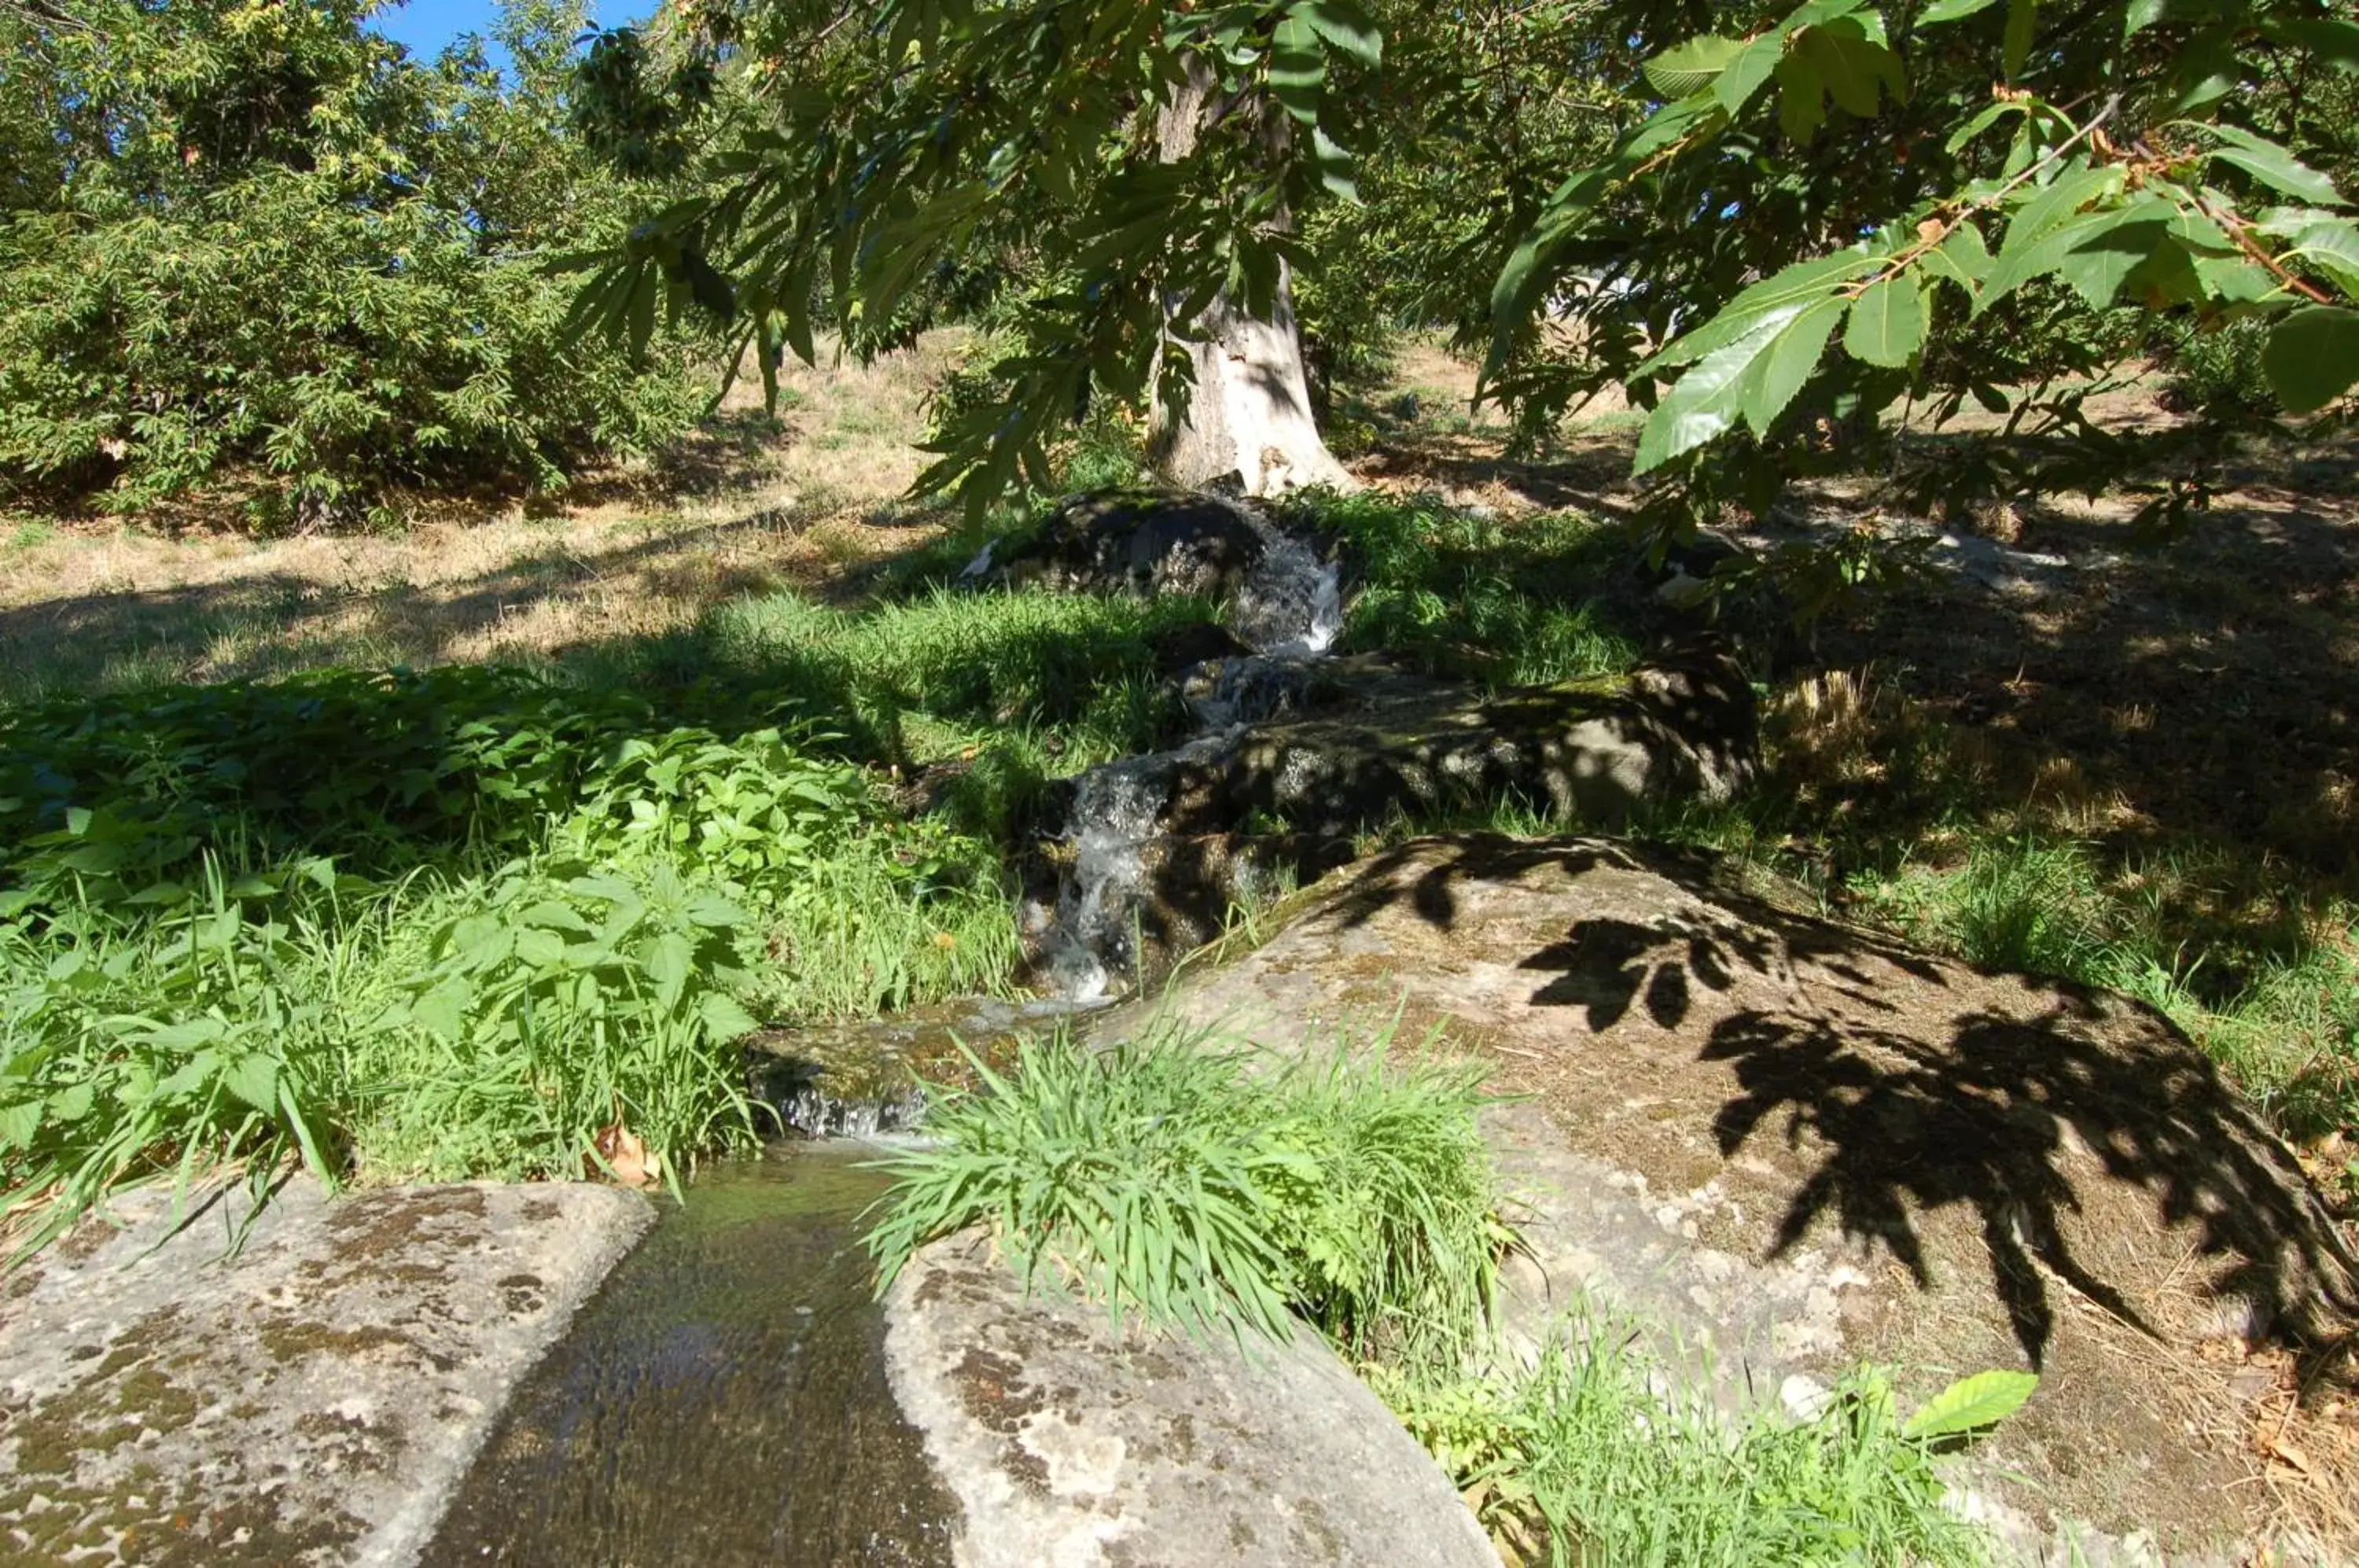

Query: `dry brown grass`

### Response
(0, 333, 973, 699)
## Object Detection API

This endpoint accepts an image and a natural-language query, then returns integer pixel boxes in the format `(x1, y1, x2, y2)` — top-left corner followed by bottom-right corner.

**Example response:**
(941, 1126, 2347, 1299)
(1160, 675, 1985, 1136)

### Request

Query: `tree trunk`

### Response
(1149, 59, 1356, 497)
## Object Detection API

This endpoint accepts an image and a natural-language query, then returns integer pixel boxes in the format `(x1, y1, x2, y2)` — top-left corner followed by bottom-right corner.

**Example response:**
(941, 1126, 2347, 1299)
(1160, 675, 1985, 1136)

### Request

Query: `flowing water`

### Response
(421, 1147, 957, 1567)
(1038, 517, 1343, 1000)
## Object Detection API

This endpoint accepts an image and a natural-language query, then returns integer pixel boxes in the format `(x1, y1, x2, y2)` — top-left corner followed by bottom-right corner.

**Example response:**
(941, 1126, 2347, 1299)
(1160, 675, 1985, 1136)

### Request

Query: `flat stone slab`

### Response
(0, 1178, 651, 1566)
(886, 1236, 1501, 1568)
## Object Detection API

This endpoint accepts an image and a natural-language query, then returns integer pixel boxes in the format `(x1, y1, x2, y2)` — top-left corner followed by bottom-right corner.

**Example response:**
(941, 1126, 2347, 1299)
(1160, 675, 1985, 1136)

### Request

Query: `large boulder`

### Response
(1106, 834, 2359, 1559)
(0, 1178, 650, 1566)
(885, 1236, 1502, 1568)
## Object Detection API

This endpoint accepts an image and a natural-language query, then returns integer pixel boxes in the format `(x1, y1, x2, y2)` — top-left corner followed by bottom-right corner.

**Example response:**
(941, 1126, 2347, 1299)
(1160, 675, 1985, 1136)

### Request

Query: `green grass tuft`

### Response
(864, 1018, 1506, 1359)
(1286, 492, 1643, 687)
(1376, 1323, 1997, 1567)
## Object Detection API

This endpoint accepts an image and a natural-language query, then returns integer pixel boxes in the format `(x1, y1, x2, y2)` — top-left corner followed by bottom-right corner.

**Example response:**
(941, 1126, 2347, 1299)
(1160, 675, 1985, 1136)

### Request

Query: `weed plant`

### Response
(866, 1020, 1505, 1359)
(0, 669, 1025, 1247)
(1375, 1327, 2022, 1567)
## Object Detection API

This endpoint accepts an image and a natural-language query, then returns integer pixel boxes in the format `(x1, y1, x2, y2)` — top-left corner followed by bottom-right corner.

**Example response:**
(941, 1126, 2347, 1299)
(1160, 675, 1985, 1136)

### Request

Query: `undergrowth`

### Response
(0, 664, 1020, 1251)
(865, 1017, 2030, 1566)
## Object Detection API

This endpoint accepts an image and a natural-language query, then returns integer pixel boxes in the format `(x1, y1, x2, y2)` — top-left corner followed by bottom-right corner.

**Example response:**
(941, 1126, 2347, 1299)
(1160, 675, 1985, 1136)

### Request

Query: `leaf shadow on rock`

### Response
(1319, 832, 2359, 1384)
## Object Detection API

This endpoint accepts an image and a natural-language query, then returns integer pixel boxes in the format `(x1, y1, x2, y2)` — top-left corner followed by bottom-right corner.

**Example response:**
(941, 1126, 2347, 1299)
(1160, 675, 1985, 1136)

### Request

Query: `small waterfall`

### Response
(1035, 505, 1344, 1000)
(1040, 730, 1241, 1001)
(776, 1083, 928, 1140)
(1231, 523, 1343, 654)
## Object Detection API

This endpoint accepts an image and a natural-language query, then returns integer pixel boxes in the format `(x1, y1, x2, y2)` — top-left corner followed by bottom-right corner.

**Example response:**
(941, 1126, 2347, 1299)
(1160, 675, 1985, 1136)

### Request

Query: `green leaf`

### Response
(1945, 99, 2025, 155)
(1921, 222, 1993, 293)
(1978, 164, 2126, 311)
(1794, 20, 1905, 118)
(410, 977, 473, 1041)
(682, 889, 748, 929)
(1643, 249, 1879, 371)
(1638, 310, 1794, 471)
(1713, 33, 1787, 113)
(699, 991, 761, 1043)
(1311, 123, 1361, 201)
(1292, 0, 1382, 68)
(2002, 0, 2037, 78)
(1842, 275, 1924, 365)
(2262, 307, 2359, 414)
(641, 930, 694, 1014)
(144, 1018, 226, 1052)
(1904, 1369, 2039, 1440)
(2122, 234, 2206, 306)
(2257, 211, 2359, 295)
(0, 1100, 39, 1151)
(2261, 17, 2359, 72)
(1776, 53, 1827, 142)
(220, 1053, 280, 1114)
(2191, 123, 2346, 208)
(1919, 0, 2000, 21)
(1644, 34, 1745, 98)
(1270, 14, 1327, 123)
(2052, 206, 2171, 308)
(513, 926, 566, 967)
(1740, 293, 1849, 434)
(2004, 161, 2122, 252)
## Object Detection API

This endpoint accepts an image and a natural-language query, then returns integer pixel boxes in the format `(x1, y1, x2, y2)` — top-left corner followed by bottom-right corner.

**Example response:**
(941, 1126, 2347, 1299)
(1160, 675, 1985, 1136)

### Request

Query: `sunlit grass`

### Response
(1376, 1325, 1997, 1568)
(866, 1018, 1506, 1360)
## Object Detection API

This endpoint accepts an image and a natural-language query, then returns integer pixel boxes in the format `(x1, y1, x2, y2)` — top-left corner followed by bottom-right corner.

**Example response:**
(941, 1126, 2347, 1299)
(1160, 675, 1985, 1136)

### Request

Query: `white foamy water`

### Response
(1015, 502, 1347, 999)
(1041, 730, 1242, 1000)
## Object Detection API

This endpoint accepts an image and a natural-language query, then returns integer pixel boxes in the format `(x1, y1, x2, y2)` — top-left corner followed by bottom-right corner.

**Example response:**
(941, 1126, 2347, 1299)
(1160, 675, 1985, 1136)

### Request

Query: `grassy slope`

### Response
(3, 331, 2353, 1207)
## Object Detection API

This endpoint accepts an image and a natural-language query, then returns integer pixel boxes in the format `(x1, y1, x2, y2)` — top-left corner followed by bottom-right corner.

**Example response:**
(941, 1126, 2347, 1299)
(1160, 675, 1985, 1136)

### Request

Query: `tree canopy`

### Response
(1487, 0, 2359, 542)
(579, 0, 2357, 536)
(0, 0, 708, 523)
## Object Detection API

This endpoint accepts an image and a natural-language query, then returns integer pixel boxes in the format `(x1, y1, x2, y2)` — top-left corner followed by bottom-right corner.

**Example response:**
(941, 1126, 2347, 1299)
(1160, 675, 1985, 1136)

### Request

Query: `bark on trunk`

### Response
(1148, 59, 1356, 498)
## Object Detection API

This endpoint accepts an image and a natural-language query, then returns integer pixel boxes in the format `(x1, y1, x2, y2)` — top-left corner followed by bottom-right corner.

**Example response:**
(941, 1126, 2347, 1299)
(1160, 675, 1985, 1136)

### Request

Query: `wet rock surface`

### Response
(885, 1236, 1501, 1568)
(1102, 833, 2359, 1559)
(0, 1178, 650, 1566)
(745, 996, 1106, 1136)
(1030, 645, 1758, 998)
(963, 489, 1275, 602)
(1170, 642, 1758, 838)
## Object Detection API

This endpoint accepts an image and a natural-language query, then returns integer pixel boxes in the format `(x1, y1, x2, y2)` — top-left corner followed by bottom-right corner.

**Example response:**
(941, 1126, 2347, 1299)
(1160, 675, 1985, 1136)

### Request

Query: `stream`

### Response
(425, 500, 1349, 1562)
(1030, 502, 1345, 1001)
(421, 1146, 957, 1567)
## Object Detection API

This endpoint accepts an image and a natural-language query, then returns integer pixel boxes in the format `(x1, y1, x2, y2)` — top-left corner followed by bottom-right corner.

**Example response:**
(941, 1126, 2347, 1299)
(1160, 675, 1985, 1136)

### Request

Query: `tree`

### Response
(1484, 0, 2359, 548)
(0, 0, 706, 523)
(573, 0, 1407, 512)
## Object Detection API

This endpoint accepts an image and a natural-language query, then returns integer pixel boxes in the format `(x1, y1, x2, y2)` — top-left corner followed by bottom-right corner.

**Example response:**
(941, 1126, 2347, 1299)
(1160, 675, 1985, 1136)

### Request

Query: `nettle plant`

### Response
(1489, 0, 2357, 561)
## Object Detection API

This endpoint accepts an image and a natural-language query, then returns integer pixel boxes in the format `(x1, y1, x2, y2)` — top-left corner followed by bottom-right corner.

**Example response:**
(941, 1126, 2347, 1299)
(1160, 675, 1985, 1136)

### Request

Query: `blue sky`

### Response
(366, 0, 513, 61)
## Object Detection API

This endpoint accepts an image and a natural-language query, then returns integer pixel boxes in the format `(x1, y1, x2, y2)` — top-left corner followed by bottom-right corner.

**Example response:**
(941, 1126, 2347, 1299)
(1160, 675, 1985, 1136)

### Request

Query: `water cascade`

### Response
(1031, 505, 1344, 1000)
